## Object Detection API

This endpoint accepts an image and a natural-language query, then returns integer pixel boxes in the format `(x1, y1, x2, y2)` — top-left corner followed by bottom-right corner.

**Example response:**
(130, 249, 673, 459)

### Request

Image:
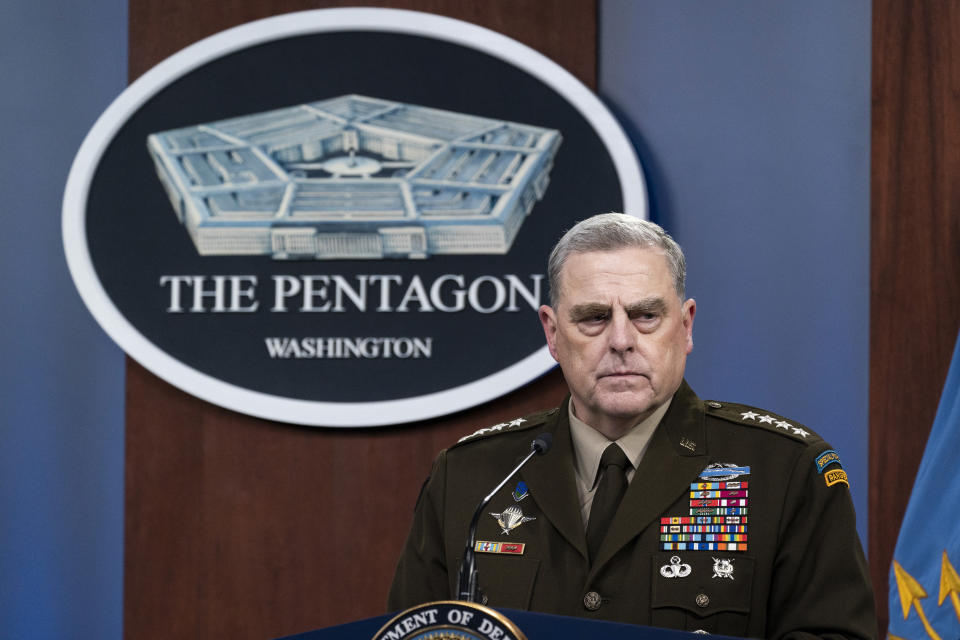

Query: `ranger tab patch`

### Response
(824, 468, 849, 488)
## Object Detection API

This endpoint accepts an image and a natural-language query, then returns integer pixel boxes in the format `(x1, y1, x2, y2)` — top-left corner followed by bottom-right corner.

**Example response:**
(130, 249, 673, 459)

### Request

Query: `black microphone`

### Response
(456, 433, 553, 602)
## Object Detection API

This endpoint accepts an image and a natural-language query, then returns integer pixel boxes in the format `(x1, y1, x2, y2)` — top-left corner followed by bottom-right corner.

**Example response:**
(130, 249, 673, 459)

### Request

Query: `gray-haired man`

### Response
(389, 213, 876, 638)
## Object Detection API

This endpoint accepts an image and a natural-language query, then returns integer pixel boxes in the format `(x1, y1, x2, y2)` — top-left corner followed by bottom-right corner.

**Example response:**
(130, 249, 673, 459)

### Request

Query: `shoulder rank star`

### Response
(490, 505, 535, 535)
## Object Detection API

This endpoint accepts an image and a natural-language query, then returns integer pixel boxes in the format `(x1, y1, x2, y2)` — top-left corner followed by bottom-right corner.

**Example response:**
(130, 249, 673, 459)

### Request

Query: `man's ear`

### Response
(539, 305, 561, 362)
(682, 298, 696, 354)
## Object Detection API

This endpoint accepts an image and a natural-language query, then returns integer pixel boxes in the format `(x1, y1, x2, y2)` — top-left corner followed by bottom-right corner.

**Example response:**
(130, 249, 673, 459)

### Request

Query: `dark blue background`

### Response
(2, 2, 870, 636)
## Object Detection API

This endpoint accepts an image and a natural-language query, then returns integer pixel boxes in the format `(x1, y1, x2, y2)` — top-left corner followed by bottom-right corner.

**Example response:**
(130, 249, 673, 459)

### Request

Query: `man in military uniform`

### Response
(388, 214, 876, 638)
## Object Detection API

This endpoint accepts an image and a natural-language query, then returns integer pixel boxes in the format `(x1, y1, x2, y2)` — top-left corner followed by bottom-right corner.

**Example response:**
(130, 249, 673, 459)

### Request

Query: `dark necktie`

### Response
(586, 443, 631, 564)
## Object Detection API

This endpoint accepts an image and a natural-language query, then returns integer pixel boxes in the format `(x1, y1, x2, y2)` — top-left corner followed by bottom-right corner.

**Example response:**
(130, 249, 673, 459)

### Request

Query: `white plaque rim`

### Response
(62, 8, 647, 427)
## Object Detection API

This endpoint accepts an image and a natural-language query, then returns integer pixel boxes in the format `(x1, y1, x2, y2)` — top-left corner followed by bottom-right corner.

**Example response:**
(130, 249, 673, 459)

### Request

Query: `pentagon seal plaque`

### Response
(63, 8, 645, 427)
(373, 601, 527, 640)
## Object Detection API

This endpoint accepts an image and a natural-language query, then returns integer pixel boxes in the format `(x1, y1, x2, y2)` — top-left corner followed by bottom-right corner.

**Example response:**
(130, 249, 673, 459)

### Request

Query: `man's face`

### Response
(539, 247, 695, 434)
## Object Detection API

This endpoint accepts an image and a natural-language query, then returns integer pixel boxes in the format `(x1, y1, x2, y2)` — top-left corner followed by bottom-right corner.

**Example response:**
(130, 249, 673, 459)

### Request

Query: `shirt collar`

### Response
(569, 396, 673, 490)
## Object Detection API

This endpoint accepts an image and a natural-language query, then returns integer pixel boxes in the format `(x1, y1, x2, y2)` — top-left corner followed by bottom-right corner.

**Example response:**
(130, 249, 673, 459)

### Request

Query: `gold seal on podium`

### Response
(373, 601, 527, 640)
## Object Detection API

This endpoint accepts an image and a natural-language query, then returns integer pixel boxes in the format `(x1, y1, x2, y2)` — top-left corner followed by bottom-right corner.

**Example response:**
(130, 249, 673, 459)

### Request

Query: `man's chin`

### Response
(593, 391, 658, 420)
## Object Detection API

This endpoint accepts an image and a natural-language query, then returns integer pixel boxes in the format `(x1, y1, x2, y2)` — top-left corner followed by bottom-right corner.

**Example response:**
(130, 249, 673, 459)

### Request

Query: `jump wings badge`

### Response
(490, 505, 535, 535)
(660, 556, 692, 578)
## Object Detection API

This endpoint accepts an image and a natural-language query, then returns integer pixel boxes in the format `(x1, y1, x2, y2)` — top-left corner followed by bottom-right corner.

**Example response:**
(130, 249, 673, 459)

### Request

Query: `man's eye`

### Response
(631, 312, 661, 329)
(629, 309, 659, 321)
(576, 314, 607, 335)
(583, 313, 609, 323)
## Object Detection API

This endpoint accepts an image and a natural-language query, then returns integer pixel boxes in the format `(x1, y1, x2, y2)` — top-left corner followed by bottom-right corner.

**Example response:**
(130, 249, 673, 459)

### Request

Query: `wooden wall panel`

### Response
(128, 0, 598, 84)
(126, 360, 568, 637)
(870, 0, 960, 633)
(124, 1, 593, 638)
(126, 1, 960, 636)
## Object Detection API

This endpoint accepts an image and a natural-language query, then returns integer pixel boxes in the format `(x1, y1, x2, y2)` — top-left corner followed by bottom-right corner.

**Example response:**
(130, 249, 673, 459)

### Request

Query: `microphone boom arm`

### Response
(455, 434, 551, 602)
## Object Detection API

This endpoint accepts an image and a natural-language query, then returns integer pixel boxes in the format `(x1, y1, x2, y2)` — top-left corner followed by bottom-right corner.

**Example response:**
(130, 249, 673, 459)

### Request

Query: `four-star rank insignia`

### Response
(739, 410, 810, 438)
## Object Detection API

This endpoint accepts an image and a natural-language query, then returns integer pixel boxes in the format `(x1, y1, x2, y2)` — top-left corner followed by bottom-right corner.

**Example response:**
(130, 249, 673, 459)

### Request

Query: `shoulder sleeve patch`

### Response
(824, 467, 850, 488)
(703, 400, 821, 444)
(815, 449, 843, 473)
(453, 408, 557, 447)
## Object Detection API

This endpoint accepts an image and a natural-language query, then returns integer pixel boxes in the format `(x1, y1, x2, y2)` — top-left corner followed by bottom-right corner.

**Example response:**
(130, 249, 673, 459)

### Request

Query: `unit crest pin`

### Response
(512, 481, 529, 502)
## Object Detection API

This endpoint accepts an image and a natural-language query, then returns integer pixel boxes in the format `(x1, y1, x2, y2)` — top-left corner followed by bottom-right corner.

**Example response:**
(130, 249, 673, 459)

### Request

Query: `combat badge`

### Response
(490, 505, 535, 535)
(699, 463, 751, 481)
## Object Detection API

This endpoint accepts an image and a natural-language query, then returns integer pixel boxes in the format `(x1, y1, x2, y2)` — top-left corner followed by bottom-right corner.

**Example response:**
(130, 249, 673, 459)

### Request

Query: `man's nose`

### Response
(608, 310, 634, 352)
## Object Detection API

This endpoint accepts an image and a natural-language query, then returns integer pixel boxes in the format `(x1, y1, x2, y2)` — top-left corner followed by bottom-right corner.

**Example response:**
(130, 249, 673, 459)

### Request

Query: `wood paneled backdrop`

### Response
(125, 1, 960, 637)
(125, 2, 584, 638)
(869, 0, 960, 632)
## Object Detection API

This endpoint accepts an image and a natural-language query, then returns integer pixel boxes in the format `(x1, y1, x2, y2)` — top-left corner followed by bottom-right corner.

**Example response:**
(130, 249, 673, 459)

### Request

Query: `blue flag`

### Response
(888, 332, 960, 640)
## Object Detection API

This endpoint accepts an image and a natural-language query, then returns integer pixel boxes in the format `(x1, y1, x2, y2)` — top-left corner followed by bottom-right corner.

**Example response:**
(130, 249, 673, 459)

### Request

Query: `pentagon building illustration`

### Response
(146, 95, 562, 259)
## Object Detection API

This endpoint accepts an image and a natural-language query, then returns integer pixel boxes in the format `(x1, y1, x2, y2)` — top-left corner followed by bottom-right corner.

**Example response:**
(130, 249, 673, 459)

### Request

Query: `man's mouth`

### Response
(598, 370, 646, 380)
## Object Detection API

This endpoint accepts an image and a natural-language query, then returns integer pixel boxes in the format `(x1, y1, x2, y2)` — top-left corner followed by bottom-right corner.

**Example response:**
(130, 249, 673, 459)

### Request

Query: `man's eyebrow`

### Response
(624, 298, 668, 316)
(568, 303, 611, 322)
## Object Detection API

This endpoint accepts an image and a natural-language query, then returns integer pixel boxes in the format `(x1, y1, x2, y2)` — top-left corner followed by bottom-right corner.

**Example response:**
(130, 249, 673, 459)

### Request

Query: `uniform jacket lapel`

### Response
(520, 403, 589, 561)
(589, 380, 709, 573)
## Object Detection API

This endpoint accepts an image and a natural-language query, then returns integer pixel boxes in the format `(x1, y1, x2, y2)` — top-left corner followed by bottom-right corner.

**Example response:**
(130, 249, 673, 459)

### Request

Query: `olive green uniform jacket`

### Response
(388, 381, 876, 639)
